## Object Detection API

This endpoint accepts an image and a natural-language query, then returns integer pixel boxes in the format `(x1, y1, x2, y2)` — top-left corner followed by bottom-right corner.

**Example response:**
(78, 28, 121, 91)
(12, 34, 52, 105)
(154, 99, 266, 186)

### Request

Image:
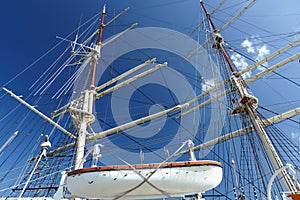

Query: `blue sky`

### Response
(0, 0, 299, 157)
(1, 0, 299, 85)
(0, 0, 299, 197)
(0, 0, 299, 158)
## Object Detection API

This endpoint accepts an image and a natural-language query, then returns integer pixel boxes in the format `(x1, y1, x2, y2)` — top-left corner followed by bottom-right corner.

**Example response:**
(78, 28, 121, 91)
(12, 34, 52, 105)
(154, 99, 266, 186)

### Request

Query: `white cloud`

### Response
(231, 53, 251, 79)
(202, 78, 216, 92)
(257, 44, 270, 59)
(256, 44, 270, 71)
(238, 37, 270, 73)
(291, 132, 300, 142)
(241, 39, 255, 53)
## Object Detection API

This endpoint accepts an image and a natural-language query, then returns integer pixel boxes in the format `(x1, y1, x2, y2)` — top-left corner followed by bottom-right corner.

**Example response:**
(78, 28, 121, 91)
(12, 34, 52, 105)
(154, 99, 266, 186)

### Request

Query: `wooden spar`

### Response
(218, 0, 256, 33)
(73, 20, 136, 59)
(185, 0, 256, 61)
(245, 53, 300, 84)
(177, 106, 300, 155)
(51, 97, 83, 119)
(95, 62, 168, 99)
(199, 1, 217, 31)
(179, 53, 300, 118)
(29, 103, 190, 161)
(267, 107, 300, 124)
(52, 59, 157, 119)
(105, 7, 129, 27)
(3, 88, 76, 139)
(183, 38, 300, 107)
(95, 58, 156, 92)
(87, 103, 189, 141)
(29, 106, 300, 161)
(184, 7, 300, 111)
(199, 0, 255, 74)
(178, 88, 233, 118)
(239, 38, 300, 76)
(189, 0, 226, 36)
(83, 7, 129, 45)
(101, 23, 138, 47)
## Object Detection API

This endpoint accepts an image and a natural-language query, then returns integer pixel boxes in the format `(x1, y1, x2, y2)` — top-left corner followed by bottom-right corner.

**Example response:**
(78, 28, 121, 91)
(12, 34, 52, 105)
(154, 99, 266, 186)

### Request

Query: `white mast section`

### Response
(51, 97, 83, 119)
(18, 150, 46, 200)
(3, 88, 76, 139)
(246, 103, 297, 191)
(231, 74, 297, 191)
(73, 90, 94, 169)
(73, 7, 140, 169)
(73, 4, 107, 169)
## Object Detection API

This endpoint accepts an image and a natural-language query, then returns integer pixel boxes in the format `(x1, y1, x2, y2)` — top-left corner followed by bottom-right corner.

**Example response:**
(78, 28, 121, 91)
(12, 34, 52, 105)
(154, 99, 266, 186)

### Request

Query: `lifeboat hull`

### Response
(66, 160, 222, 199)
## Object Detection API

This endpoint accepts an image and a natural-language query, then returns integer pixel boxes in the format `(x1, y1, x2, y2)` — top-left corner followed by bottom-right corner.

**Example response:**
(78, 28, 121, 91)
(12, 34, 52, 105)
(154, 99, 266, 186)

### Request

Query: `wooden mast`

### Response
(199, 0, 237, 75)
(74, 5, 106, 170)
(90, 5, 106, 90)
(199, 0, 297, 193)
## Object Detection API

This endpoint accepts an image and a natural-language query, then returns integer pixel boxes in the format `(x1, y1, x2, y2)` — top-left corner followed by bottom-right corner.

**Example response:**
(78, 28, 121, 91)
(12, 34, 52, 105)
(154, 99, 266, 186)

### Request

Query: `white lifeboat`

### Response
(66, 160, 222, 199)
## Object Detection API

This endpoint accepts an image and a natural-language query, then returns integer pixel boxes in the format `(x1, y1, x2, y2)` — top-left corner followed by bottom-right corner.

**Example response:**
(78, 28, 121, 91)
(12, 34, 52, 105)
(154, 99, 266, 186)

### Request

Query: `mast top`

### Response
(199, 0, 237, 75)
(102, 4, 106, 14)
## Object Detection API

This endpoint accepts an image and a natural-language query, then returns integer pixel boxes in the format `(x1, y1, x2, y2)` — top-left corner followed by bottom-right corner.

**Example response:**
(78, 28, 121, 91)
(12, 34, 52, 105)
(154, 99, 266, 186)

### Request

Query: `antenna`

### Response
(71, 16, 83, 55)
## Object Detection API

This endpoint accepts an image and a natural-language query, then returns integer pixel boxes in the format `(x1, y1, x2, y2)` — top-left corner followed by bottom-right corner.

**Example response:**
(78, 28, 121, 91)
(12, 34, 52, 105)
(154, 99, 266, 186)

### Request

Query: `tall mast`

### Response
(199, 0, 297, 192)
(199, 0, 236, 75)
(74, 5, 106, 170)
(91, 5, 106, 90)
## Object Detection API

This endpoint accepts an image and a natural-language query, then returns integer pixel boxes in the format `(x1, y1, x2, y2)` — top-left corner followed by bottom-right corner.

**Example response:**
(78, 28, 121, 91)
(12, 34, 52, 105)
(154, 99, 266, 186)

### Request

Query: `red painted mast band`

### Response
(199, 1, 237, 75)
(91, 5, 106, 89)
(98, 7, 106, 46)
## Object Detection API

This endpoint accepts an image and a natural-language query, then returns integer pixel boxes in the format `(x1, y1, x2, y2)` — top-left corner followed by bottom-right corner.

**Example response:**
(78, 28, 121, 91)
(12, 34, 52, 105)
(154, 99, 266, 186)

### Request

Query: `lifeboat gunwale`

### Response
(67, 160, 222, 176)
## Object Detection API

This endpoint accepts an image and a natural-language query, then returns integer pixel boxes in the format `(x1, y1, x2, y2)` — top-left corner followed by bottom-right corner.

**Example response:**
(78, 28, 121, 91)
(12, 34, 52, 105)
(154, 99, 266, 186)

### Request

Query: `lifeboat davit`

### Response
(66, 160, 222, 199)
